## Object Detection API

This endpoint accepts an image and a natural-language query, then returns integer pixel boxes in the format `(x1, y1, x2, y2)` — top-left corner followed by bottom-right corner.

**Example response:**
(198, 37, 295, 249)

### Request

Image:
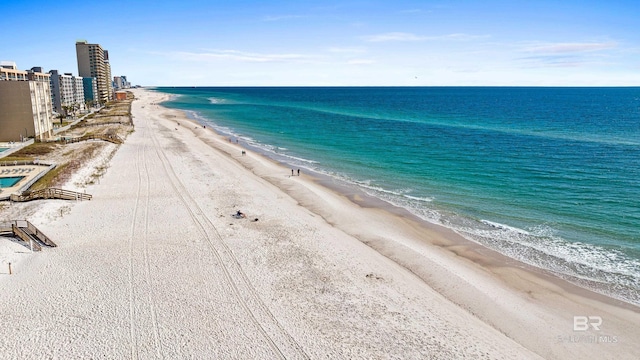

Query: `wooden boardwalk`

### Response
(59, 134, 124, 145)
(0, 220, 56, 251)
(10, 188, 92, 202)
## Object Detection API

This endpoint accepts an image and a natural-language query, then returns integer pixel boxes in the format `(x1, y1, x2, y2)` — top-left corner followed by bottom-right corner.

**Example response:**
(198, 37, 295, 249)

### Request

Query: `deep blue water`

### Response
(156, 86, 640, 305)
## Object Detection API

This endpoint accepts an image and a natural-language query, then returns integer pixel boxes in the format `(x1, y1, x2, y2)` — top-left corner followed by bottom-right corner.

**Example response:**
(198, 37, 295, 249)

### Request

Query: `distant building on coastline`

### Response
(49, 70, 86, 116)
(76, 40, 112, 105)
(121, 75, 130, 89)
(114, 76, 122, 90)
(103, 50, 114, 100)
(113, 75, 131, 90)
(0, 61, 54, 142)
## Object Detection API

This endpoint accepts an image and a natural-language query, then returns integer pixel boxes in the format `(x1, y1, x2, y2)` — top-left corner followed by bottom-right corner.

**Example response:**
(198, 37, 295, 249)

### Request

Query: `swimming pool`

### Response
(0, 176, 24, 188)
(0, 148, 8, 153)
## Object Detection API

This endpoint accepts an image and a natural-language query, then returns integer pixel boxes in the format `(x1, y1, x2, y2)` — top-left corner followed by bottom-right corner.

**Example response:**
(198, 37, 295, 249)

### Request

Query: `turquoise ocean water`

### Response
(156, 87, 640, 305)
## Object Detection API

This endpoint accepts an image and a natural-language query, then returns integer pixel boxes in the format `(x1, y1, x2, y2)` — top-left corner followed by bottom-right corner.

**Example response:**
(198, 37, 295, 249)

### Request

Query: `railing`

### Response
(1, 159, 53, 165)
(0, 160, 52, 167)
(10, 188, 92, 202)
(57, 134, 123, 145)
(10, 224, 43, 252)
(1, 220, 56, 250)
(23, 220, 56, 247)
(0, 161, 57, 201)
(0, 221, 13, 235)
(76, 120, 132, 127)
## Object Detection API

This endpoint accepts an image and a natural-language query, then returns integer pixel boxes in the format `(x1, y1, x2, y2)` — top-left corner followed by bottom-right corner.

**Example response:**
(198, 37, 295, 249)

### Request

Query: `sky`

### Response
(2, 0, 639, 86)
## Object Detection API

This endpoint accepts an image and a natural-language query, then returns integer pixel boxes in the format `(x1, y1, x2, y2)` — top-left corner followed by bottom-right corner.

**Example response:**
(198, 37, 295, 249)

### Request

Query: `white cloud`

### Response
(517, 55, 586, 68)
(364, 32, 489, 42)
(443, 33, 490, 41)
(514, 41, 618, 68)
(328, 46, 366, 54)
(347, 59, 375, 65)
(160, 49, 310, 63)
(398, 9, 425, 14)
(523, 42, 617, 54)
(364, 32, 426, 42)
(262, 14, 306, 22)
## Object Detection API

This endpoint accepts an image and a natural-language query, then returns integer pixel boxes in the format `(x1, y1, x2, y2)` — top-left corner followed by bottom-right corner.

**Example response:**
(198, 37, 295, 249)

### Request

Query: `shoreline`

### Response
(1, 88, 638, 358)
(153, 88, 640, 356)
(317, 174, 640, 312)
(172, 89, 639, 309)
(170, 89, 640, 311)
(156, 90, 640, 348)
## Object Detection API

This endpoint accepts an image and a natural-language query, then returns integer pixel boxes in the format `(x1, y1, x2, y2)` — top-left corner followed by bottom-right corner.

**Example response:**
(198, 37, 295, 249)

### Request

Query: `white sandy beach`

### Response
(1, 88, 639, 359)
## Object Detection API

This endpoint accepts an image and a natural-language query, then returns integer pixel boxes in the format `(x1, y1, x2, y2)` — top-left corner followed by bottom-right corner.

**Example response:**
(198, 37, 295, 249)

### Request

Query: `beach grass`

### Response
(1, 93, 134, 191)
(3, 142, 58, 160)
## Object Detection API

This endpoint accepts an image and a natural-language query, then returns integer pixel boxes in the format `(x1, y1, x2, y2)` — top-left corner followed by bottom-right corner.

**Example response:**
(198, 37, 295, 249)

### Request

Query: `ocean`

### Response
(155, 86, 640, 305)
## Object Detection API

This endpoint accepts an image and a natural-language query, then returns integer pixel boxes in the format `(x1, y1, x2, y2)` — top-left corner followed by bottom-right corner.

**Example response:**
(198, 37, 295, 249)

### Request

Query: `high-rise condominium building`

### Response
(114, 76, 123, 90)
(76, 40, 110, 104)
(104, 50, 113, 100)
(49, 70, 86, 116)
(71, 74, 86, 113)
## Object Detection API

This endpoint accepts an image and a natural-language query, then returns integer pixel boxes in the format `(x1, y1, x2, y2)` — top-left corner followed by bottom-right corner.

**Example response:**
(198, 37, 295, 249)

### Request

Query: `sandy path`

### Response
(1, 88, 638, 359)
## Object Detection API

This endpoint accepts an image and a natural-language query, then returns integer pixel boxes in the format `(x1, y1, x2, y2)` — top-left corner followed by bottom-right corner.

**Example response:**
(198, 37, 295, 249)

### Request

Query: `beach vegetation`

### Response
(3, 143, 58, 160)
(30, 163, 68, 191)
(1, 92, 134, 192)
(55, 120, 73, 128)
(30, 143, 102, 190)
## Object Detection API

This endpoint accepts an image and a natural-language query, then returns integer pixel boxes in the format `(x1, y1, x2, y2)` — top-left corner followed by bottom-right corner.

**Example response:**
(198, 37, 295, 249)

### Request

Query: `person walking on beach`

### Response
(297, 169, 300, 176)
(291, 169, 294, 176)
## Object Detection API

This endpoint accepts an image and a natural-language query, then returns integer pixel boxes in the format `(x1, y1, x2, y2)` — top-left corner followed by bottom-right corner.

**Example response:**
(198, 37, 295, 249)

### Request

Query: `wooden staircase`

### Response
(10, 188, 92, 202)
(0, 220, 56, 251)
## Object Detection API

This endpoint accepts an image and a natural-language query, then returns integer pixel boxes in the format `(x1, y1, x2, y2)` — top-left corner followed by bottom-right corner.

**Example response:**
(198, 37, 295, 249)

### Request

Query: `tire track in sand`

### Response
(128, 122, 143, 360)
(139, 124, 163, 358)
(128, 111, 164, 359)
(147, 117, 309, 360)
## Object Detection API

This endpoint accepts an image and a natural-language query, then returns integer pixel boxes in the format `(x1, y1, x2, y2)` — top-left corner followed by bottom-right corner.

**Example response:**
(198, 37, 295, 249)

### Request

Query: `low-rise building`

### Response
(0, 61, 28, 81)
(0, 62, 54, 142)
(115, 91, 127, 100)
